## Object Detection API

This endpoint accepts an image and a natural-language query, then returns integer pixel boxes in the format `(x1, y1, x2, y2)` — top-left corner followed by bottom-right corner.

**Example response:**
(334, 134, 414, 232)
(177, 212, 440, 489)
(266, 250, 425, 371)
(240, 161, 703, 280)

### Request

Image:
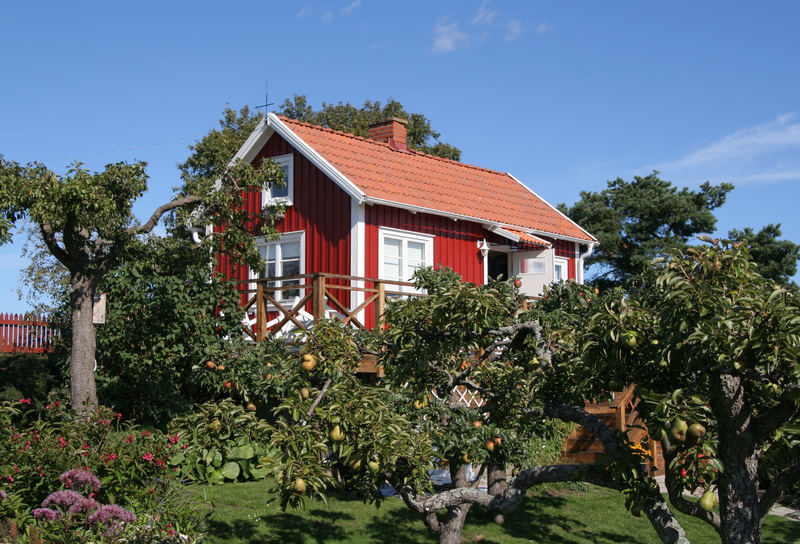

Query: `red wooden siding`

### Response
(365, 204, 486, 283)
(225, 132, 352, 307)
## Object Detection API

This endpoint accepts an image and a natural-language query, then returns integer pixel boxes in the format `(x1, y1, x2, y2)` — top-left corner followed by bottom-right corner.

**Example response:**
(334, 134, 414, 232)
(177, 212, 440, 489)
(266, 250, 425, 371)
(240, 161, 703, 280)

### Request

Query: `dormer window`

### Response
(263, 154, 293, 205)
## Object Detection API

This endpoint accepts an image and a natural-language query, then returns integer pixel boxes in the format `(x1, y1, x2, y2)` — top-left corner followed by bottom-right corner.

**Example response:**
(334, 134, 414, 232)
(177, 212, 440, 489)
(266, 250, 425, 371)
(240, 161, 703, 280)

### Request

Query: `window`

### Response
(554, 257, 569, 283)
(520, 257, 546, 274)
(378, 228, 433, 292)
(262, 154, 293, 205)
(252, 231, 305, 302)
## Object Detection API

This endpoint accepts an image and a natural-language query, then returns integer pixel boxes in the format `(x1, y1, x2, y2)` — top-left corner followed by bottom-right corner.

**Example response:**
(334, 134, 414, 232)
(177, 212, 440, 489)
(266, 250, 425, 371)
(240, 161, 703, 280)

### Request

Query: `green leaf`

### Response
(221, 461, 241, 480)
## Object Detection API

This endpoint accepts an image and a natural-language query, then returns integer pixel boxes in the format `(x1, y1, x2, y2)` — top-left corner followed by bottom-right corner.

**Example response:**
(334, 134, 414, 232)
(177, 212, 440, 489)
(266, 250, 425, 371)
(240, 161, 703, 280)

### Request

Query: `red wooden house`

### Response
(219, 113, 596, 335)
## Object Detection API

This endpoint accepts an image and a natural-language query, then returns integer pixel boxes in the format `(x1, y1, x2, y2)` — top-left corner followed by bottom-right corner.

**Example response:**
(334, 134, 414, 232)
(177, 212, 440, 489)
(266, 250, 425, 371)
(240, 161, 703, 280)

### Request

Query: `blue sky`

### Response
(2, 1, 799, 313)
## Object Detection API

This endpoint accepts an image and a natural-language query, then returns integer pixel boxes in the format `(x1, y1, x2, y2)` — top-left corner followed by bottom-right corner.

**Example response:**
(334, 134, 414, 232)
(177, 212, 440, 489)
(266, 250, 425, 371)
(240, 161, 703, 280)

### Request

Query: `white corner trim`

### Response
(505, 172, 598, 243)
(350, 199, 366, 321)
(266, 113, 365, 203)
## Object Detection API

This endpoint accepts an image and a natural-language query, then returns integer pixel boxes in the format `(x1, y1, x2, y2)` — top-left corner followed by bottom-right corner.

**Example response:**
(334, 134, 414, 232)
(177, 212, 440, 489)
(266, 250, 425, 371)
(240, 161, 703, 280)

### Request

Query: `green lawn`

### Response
(191, 481, 798, 543)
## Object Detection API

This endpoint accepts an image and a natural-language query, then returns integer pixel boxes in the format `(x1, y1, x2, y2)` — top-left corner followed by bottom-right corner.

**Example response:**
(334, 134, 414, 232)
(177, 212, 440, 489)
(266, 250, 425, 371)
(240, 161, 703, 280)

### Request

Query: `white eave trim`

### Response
(506, 172, 598, 243)
(266, 113, 365, 202)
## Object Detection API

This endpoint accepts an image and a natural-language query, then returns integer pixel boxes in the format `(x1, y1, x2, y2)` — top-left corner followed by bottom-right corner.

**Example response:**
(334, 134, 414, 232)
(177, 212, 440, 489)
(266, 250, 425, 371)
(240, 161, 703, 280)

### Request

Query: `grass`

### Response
(191, 481, 798, 543)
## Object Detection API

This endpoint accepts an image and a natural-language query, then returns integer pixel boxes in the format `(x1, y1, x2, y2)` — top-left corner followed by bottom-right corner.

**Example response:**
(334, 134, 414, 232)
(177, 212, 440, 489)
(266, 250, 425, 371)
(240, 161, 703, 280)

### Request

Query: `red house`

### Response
(221, 113, 596, 334)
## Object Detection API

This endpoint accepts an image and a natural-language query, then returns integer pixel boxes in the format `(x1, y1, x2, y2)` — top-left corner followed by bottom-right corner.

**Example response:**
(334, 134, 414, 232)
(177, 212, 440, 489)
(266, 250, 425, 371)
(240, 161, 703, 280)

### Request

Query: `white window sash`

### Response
(261, 153, 294, 205)
(378, 227, 434, 293)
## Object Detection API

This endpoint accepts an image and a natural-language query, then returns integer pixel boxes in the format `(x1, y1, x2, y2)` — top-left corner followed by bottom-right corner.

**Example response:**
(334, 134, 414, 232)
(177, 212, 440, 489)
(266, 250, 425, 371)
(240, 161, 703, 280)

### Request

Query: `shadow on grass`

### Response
(207, 510, 353, 544)
(763, 515, 800, 543)
(361, 502, 432, 543)
(360, 490, 648, 544)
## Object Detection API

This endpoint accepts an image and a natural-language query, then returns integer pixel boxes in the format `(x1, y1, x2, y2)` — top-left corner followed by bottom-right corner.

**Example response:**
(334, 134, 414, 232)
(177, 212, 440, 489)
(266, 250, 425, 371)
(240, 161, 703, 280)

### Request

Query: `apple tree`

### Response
(0, 148, 285, 413)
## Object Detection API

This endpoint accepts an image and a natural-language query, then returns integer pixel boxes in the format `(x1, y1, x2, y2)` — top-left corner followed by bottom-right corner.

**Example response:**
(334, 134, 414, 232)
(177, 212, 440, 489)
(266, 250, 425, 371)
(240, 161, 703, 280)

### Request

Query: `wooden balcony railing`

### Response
(239, 273, 426, 341)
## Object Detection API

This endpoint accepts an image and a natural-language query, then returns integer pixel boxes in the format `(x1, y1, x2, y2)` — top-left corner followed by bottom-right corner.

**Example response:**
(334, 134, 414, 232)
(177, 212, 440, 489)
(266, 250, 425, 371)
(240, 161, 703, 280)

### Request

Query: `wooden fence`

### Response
(0, 313, 62, 354)
(240, 273, 425, 341)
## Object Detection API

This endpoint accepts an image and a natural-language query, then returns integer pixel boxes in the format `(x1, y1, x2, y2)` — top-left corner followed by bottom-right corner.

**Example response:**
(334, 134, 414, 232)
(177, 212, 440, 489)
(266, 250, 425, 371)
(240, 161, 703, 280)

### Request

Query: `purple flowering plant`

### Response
(0, 400, 205, 539)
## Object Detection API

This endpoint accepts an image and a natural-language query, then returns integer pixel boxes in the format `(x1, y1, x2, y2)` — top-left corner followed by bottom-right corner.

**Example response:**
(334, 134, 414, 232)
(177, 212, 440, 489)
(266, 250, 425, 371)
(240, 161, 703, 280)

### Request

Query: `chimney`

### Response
(367, 117, 408, 151)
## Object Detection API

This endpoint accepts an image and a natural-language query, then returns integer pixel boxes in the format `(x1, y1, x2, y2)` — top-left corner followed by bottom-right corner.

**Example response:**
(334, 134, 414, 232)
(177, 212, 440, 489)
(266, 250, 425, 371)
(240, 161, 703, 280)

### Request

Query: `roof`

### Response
(244, 113, 595, 243)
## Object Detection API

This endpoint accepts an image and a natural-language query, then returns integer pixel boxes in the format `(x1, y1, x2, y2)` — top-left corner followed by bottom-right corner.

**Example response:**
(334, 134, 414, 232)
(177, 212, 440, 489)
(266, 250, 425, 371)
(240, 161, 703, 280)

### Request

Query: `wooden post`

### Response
(256, 283, 267, 341)
(375, 281, 386, 328)
(616, 403, 627, 433)
(312, 274, 326, 323)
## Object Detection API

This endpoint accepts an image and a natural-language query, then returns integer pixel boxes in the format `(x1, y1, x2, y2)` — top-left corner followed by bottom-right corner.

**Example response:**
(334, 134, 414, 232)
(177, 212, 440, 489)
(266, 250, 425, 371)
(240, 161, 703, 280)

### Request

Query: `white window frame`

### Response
(250, 230, 305, 303)
(378, 227, 434, 293)
(261, 153, 294, 206)
(553, 257, 569, 283)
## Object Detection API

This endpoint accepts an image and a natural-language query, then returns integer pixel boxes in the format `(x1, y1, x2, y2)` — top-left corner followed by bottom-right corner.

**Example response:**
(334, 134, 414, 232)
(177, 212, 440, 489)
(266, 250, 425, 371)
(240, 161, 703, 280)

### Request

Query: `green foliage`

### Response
(560, 172, 734, 287)
(190, 337, 295, 417)
(168, 399, 272, 484)
(728, 223, 800, 286)
(95, 237, 244, 425)
(577, 239, 800, 537)
(0, 353, 66, 406)
(278, 95, 462, 161)
(0, 400, 206, 539)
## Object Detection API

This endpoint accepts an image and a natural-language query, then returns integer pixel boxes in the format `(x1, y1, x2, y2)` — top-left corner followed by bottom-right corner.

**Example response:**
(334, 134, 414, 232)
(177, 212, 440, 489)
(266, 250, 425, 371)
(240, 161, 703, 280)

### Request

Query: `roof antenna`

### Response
(256, 79, 274, 116)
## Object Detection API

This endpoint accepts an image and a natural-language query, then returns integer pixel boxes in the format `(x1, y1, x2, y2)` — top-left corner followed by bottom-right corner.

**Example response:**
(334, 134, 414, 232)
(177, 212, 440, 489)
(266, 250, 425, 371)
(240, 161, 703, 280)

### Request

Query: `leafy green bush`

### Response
(95, 237, 246, 426)
(168, 399, 273, 484)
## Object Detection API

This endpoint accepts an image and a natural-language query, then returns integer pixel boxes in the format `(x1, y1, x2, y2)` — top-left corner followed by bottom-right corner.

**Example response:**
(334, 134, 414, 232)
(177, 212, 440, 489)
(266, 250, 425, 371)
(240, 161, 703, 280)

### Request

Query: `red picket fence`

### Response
(0, 313, 62, 353)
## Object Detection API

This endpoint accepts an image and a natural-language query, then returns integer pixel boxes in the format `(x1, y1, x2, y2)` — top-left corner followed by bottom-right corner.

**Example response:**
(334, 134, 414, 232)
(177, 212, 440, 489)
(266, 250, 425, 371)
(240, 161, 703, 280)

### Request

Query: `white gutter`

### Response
(578, 241, 597, 284)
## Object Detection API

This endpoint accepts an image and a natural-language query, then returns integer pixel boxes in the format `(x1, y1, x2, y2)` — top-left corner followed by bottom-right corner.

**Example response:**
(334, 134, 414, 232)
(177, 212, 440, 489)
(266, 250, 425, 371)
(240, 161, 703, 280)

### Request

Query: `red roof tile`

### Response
(278, 116, 594, 242)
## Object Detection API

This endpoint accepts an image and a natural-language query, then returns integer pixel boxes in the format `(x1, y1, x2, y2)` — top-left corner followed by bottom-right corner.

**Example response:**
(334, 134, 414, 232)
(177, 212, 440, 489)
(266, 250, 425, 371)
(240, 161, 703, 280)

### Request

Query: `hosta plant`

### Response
(168, 399, 273, 484)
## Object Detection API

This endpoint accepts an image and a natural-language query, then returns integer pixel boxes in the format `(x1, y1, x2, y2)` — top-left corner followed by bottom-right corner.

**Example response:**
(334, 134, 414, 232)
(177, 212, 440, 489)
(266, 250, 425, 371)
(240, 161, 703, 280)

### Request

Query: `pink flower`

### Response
(19, 398, 31, 405)
(125, 434, 135, 443)
(142, 453, 154, 462)
(104, 453, 117, 463)
(169, 434, 180, 444)
(116, 413, 122, 421)
(58, 436, 67, 448)
(680, 469, 688, 478)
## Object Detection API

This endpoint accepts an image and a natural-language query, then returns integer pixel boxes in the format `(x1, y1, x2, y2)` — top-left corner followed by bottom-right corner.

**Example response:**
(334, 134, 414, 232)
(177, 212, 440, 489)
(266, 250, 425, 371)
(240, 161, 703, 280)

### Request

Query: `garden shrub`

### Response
(0, 399, 208, 542)
(168, 398, 274, 484)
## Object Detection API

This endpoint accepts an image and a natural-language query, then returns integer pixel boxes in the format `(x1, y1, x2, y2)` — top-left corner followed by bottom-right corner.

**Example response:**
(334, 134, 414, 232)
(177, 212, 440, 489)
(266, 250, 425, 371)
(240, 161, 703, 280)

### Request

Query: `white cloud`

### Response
(295, 5, 312, 18)
(666, 114, 800, 169)
(321, 9, 334, 23)
(533, 21, 550, 34)
(341, 0, 361, 14)
(658, 114, 800, 185)
(504, 19, 525, 41)
(472, 0, 496, 24)
(432, 18, 470, 53)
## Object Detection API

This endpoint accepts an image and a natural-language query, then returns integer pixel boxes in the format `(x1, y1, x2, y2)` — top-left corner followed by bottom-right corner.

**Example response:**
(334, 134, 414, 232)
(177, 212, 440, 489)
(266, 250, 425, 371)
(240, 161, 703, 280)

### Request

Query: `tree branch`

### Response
(758, 464, 800, 522)
(39, 222, 70, 268)
(127, 195, 203, 236)
(543, 398, 620, 456)
(753, 384, 800, 443)
(306, 378, 332, 418)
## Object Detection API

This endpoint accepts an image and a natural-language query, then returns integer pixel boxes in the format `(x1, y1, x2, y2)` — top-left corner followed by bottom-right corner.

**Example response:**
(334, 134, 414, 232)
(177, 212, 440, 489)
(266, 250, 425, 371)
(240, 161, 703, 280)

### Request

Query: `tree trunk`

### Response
(713, 373, 761, 544)
(436, 462, 473, 544)
(487, 462, 507, 524)
(69, 273, 98, 412)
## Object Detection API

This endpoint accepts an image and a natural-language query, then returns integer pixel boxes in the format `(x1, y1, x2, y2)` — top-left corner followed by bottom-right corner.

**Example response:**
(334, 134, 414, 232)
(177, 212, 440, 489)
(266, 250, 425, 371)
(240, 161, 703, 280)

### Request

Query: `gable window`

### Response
(262, 154, 294, 205)
(553, 257, 569, 283)
(252, 231, 305, 302)
(378, 227, 434, 293)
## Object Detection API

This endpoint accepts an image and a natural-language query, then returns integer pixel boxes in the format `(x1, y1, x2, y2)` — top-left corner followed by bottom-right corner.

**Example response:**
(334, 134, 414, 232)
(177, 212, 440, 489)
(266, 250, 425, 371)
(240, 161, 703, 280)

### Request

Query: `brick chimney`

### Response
(367, 117, 408, 151)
